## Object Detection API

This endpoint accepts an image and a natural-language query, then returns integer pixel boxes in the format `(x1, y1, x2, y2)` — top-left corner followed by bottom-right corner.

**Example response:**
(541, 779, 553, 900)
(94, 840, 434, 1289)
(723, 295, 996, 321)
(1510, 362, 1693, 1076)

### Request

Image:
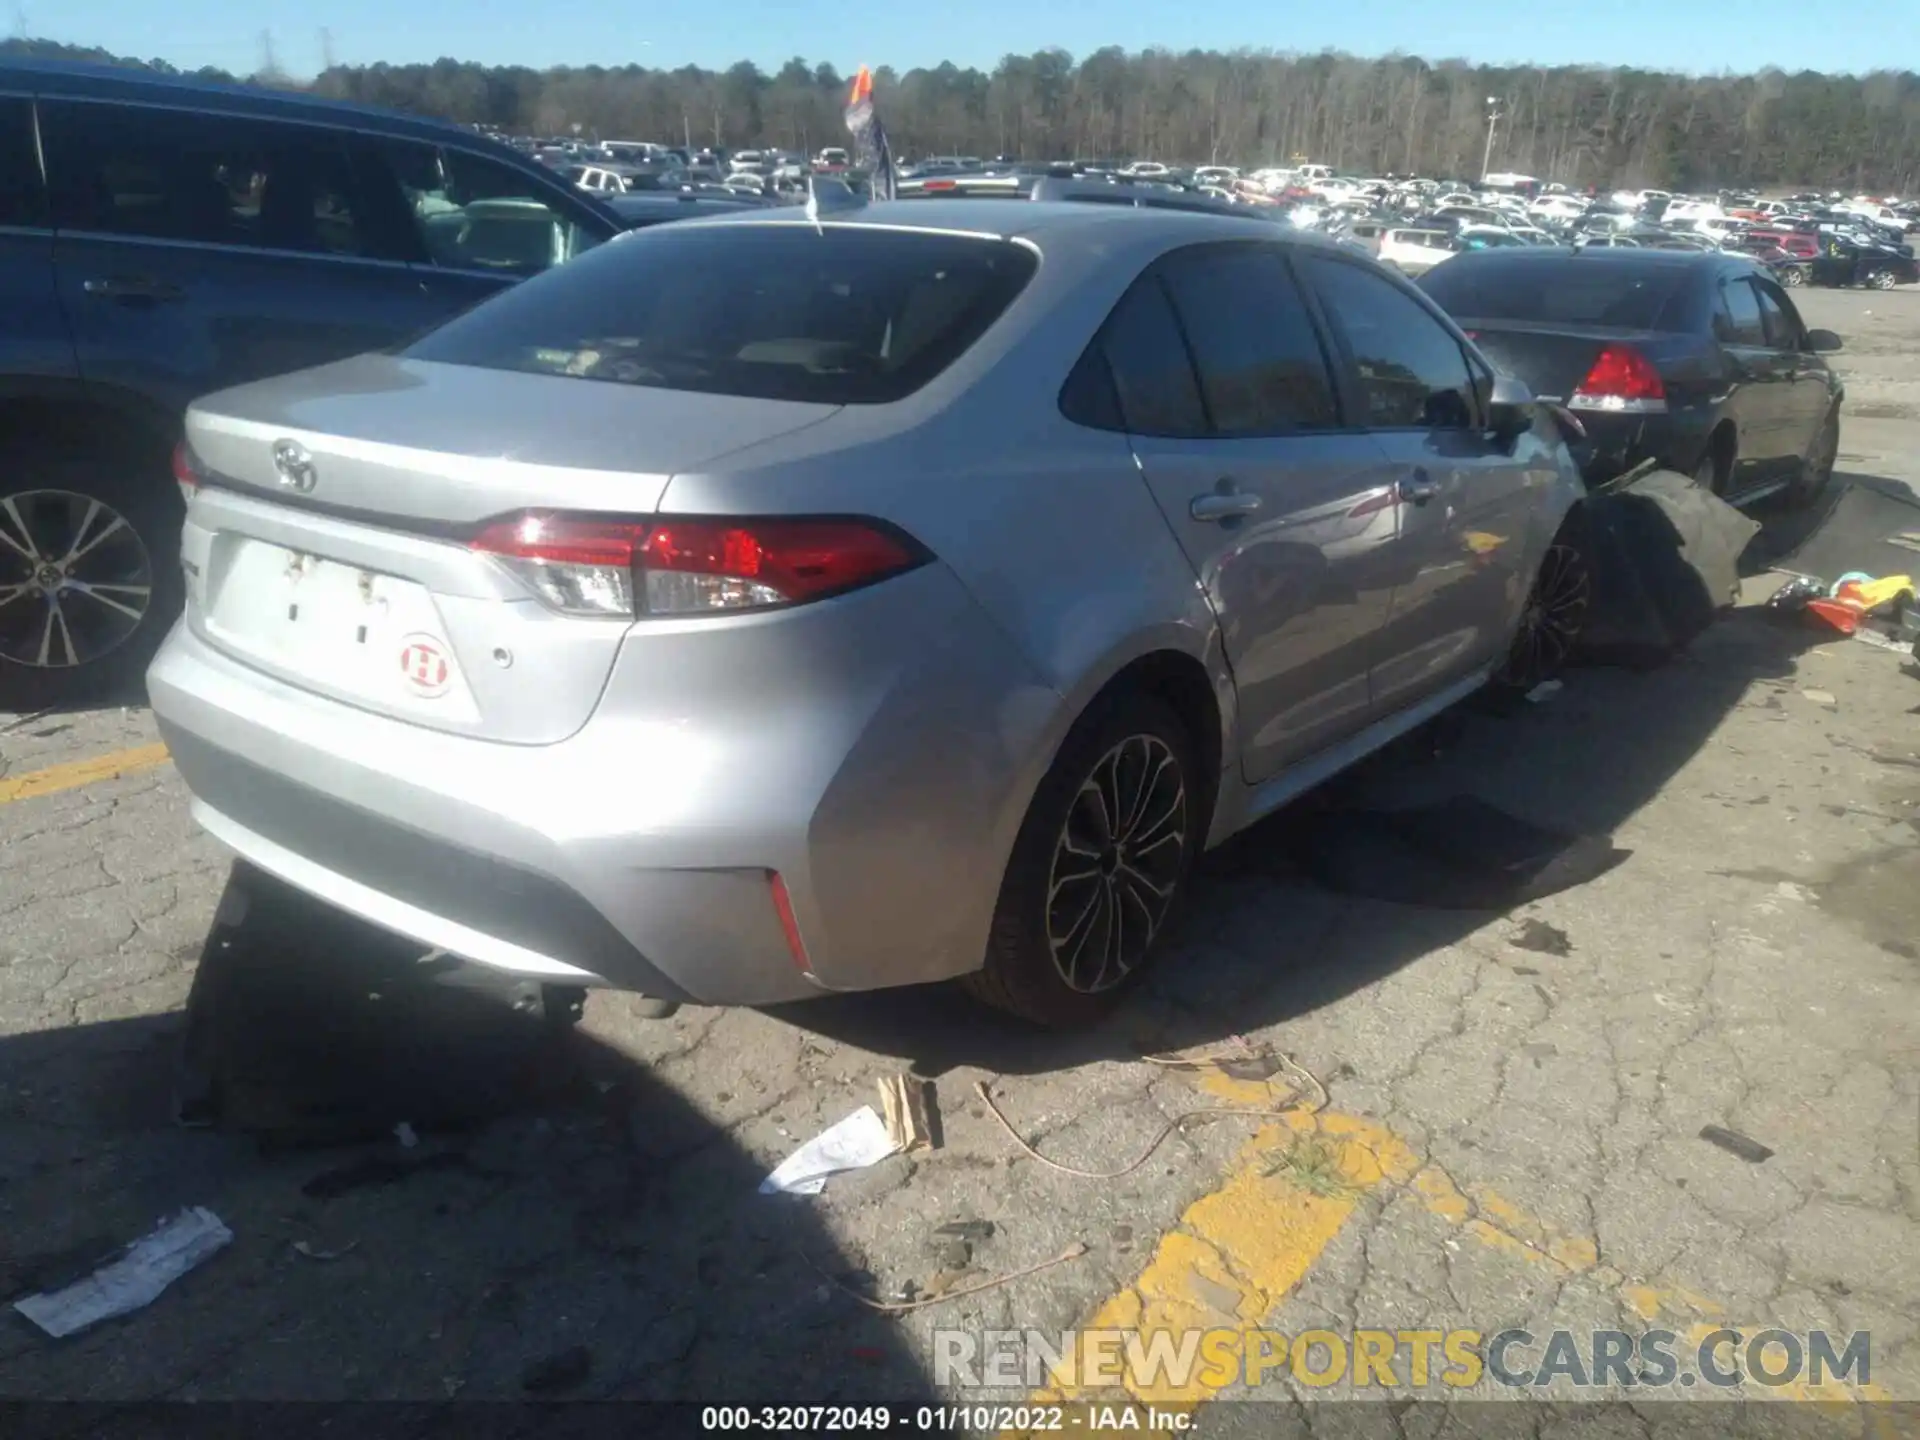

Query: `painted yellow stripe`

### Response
(0, 742, 171, 806)
(1005, 1065, 1895, 1431)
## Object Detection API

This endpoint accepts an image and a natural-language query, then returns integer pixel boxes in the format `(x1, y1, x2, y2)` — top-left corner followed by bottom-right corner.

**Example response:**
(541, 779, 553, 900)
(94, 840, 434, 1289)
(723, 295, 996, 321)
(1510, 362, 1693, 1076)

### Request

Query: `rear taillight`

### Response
(1569, 344, 1668, 413)
(171, 441, 199, 502)
(470, 513, 924, 619)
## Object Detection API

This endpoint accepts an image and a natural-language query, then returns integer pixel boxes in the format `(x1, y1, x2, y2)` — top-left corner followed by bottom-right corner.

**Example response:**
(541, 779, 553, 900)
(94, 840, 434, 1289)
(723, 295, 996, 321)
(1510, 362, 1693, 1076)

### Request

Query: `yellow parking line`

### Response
(0, 742, 171, 806)
(1009, 1066, 1895, 1427)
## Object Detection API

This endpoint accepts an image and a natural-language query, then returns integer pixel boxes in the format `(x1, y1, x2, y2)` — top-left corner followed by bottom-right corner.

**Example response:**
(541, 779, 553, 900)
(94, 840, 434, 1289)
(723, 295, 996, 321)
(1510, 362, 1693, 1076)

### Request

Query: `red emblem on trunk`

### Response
(398, 635, 451, 696)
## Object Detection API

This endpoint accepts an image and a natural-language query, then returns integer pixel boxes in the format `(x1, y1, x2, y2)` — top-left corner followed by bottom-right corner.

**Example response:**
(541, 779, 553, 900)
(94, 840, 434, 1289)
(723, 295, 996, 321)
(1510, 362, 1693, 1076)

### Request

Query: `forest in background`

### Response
(6, 36, 1919, 193)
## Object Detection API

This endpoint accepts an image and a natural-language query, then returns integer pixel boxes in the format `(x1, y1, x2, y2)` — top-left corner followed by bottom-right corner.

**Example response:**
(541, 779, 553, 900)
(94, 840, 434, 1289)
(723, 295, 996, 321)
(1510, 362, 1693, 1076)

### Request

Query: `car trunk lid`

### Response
(182, 354, 841, 744)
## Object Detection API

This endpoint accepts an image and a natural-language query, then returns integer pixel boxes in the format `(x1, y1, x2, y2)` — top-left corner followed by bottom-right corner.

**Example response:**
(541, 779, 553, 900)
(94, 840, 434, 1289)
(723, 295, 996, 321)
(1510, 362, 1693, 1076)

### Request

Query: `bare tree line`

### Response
(9, 37, 1920, 191)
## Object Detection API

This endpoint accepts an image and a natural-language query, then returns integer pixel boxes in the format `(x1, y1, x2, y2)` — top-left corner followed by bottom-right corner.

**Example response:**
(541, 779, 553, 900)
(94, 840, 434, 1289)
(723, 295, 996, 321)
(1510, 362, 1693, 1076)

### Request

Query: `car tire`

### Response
(1869, 269, 1898, 291)
(1491, 515, 1592, 696)
(963, 692, 1202, 1028)
(1781, 265, 1806, 288)
(0, 432, 184, 712)
(1786, 410, 1841, 510)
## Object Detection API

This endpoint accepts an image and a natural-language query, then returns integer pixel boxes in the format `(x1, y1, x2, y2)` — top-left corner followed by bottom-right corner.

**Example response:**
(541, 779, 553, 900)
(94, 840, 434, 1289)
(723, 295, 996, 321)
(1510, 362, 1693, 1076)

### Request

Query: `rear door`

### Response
(1710, 272, 1790, 489)
(42, 99, 441, 419)
(1295, 251, 1540, 713)
(1108, 242, 1404, 782)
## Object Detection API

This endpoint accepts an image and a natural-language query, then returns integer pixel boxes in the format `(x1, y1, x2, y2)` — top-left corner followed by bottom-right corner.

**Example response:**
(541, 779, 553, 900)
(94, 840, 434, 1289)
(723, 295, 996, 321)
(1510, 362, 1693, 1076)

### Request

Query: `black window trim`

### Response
(0, 90, 48, 233)
(1295, 248, 1487, 433)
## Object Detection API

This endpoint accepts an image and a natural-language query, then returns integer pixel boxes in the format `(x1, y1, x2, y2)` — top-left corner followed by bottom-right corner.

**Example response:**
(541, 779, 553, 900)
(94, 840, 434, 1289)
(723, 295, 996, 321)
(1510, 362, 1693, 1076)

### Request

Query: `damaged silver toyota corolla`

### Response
(149, 199, 1588, 1028)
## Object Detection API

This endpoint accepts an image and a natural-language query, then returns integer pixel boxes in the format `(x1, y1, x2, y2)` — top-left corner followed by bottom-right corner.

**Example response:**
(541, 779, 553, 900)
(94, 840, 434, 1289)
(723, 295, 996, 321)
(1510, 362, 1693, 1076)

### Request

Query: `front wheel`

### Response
(1781, 265, 1807, 288)
(1786, 411, 1840, 510)
(1869, 269, 1899, 291)
(963, 693, 1201, 1028)
(1492, 524, 1592, 695)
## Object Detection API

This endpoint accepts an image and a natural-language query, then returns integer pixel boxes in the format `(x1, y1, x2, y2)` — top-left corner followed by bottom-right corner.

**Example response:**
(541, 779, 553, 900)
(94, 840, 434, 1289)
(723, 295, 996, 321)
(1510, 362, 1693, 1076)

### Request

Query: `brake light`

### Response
(470, 513, 924, 618)
(1569, 344, 1668, 413)
(768, 872, 811, 973)
(923, 179, 957, 192)
(171, 441, 199, 501)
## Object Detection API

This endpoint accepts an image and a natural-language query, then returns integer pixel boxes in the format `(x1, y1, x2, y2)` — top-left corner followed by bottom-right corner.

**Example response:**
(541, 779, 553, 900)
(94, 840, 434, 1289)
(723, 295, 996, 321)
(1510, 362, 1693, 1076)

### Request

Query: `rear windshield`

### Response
(1420, 257, 1682, 330)
(404, 223, 1038, 404)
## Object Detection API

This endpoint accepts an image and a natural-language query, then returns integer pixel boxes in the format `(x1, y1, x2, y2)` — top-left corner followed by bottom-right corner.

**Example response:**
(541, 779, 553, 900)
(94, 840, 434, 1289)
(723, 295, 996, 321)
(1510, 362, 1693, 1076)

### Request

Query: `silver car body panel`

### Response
(151, 201, 1583, 1004)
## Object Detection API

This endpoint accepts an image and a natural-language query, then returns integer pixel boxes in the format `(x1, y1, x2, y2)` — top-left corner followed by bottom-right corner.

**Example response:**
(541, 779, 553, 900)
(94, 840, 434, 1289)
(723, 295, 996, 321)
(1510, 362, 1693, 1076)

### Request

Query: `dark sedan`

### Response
(1420, 248, 1844, 507)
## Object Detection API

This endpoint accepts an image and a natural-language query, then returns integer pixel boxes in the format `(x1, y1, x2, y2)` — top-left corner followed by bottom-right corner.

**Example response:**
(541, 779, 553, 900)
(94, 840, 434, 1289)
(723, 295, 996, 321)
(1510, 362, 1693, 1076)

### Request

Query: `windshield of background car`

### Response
(1420, 257, 1684, 329)
(404, 223, 1038, 403)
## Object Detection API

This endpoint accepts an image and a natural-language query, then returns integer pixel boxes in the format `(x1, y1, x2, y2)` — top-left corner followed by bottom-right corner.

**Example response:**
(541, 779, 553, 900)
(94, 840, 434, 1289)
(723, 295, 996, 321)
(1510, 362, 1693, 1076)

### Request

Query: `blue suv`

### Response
(0, 60, 623, 707)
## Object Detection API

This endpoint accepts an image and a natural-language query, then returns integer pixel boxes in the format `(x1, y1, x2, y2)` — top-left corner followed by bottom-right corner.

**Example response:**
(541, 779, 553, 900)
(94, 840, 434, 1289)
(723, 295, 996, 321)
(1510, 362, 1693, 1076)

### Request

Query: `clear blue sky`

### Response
(29, 0, 1900, 80)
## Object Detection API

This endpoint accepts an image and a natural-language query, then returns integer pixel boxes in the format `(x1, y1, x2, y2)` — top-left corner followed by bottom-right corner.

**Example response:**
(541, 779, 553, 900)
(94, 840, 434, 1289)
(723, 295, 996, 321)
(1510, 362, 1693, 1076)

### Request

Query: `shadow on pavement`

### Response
(0, 868, 926, 1407)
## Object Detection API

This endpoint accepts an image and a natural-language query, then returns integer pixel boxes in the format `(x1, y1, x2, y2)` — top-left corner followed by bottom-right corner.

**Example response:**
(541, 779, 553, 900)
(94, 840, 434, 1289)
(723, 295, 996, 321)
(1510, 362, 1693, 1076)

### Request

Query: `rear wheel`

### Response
(964, 693, 1201, 1028)
(0, 434, 183, 712)
(1781, 265, 1807, 288)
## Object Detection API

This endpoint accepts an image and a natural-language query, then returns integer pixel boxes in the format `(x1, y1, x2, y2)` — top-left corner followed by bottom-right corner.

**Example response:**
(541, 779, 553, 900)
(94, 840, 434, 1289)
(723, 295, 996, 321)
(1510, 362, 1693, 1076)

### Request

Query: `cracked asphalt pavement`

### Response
(1, 289, 1917, 1431)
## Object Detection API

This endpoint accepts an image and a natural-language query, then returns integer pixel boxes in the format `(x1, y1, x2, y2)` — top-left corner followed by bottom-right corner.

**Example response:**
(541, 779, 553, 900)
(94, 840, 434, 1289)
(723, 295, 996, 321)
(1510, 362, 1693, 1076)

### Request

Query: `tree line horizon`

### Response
(7, 35, 1919, 193)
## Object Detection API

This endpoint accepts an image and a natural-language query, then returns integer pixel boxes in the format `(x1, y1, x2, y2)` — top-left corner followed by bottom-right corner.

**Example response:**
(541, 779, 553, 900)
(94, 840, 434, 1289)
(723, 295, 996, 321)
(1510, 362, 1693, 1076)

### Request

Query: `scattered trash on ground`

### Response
(1772, 567, 1915, 641)
(13, 1208, 232, 1339)
(877, 1073, 940, 1153)
(290, 1239, 359, 1262)
(1801, 688, 1839, 708)
(1509, 918, 1573, 956)
(1699, 1124, 1775, 1164)
(1525, 679, 1564, 704)
(521, 1343, 593, 1393)
(934, 1218, 996, 1244)
(760, 1105, 900, 1195)
(802, 1240, 1089, 1315)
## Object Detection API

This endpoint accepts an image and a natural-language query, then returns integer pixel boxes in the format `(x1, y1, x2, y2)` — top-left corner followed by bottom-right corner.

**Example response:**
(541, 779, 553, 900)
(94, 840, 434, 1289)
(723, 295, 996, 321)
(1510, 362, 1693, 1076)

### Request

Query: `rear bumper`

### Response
(1567, 407, 1715, 487)
(148, 563, 1061, 1006)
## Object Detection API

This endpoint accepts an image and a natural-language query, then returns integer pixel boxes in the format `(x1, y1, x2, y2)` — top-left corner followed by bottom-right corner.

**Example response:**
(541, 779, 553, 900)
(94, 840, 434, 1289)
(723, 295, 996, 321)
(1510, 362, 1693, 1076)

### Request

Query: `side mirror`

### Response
(1486, 373, 1535, 443)
(1803, 328, 1843, 353)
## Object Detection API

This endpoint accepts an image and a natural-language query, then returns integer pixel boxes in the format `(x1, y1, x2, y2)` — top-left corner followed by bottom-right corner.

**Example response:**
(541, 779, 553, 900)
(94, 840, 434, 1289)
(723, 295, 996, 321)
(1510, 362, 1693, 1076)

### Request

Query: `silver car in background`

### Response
(149, 202, 1588, 1027)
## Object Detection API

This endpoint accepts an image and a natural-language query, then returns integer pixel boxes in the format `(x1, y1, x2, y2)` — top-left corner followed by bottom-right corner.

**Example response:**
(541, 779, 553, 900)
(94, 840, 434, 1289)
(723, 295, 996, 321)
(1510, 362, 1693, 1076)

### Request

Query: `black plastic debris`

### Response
(1510, 918, 1574, 956)
(302, 1151, 469, 1200)
(1293, 795, 1630, 910)
(1573, 468, 1760, 669)
(934, 1219, 995, 1243)
(1699, 1125, 1775, 1164)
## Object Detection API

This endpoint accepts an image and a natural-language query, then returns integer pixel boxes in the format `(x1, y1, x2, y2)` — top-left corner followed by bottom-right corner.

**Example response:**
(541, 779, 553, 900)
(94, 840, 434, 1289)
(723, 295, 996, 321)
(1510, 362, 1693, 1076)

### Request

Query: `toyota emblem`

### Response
(272, 439, 317, 492)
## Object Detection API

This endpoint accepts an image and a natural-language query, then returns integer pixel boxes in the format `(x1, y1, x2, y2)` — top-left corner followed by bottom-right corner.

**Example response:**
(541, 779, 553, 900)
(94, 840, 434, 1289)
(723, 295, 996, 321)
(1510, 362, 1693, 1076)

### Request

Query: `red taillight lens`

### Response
(1571, 344, 1667, 410)
(471, 513, 922, 618)
(171, 440, 199, 497)
(923, 179, 957, 192)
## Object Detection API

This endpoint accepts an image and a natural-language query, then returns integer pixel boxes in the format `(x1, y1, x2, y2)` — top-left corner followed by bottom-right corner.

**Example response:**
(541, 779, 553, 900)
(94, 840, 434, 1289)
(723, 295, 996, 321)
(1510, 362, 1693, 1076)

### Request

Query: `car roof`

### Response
(0, 57, 485, 149)
(666, 198, 1334, 251)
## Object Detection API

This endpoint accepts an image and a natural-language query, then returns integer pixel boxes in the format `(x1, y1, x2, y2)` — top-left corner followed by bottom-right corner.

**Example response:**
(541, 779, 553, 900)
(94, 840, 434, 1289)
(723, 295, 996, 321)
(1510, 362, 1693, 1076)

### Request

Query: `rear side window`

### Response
(41, 102, 370, 258)
(1093, 276, 1208, 437)
(1299, 255, 1477, 430)
(1157, 245, 1339, 435)
(0, 99, 44, 228)
(405, 223, 1038, 405)
(377, 141, 605, 277)
(1420, 256, 1681, 329)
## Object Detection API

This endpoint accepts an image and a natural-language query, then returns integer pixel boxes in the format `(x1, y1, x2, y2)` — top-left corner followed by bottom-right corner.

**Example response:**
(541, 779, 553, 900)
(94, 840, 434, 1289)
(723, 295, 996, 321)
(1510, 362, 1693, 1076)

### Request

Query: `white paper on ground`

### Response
(758, 1105, 900, 1195)
(14, 1207, 233, 1338)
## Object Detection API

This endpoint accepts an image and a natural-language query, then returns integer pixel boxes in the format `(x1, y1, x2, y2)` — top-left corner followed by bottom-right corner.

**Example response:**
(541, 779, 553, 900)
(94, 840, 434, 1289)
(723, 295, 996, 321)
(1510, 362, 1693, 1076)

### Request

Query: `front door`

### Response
(1099, 242, 1402, 783)
(1293, 251, 1541, 713)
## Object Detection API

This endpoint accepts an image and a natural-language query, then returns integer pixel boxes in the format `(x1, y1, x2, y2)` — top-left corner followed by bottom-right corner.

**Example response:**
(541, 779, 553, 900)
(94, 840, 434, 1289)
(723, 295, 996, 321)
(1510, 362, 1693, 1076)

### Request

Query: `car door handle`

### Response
(1190, 490, 1264, 523)
(82, 276, 185, 302)
(1398, 471, 1440, 505)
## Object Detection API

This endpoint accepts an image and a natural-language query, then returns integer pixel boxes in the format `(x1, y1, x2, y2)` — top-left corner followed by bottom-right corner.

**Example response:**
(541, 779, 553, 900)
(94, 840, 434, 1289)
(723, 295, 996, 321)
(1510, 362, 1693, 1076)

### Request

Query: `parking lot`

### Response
(3, 287, 1918, 1426)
